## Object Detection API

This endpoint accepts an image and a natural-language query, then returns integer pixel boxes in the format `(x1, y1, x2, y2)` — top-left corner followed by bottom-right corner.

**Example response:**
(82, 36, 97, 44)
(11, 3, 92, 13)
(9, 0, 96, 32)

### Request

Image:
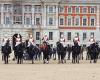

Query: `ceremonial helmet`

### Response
(61, 34, 64, 38)
(44, 35, 47, 37)
(75, 33, 78, 37)
(29, 34, 33, 38)
(90, 35, 94, 38)
(17, 34, 20, 38)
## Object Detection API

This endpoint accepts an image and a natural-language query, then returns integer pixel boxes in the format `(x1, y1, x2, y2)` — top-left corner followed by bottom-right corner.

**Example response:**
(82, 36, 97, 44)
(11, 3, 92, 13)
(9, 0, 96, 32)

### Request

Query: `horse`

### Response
(72, 42, 81, 64)
(1, 40, 11, 64)
(40, 41, 51, 64)
(88, 43, 99, 63)
(15, 42, 24, 64)
(56, 41, 67, 64)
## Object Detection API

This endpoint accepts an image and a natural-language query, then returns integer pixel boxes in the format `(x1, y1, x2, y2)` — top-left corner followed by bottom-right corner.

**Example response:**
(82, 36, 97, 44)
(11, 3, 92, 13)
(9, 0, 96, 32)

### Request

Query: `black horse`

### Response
(72, 42, 81, 64)
(88, 43, 99, 63)
(1, 40, 11, 64)
(56, 41, 67, 64)
(15, 42, 24, 64)
(25, 40, 40, 64)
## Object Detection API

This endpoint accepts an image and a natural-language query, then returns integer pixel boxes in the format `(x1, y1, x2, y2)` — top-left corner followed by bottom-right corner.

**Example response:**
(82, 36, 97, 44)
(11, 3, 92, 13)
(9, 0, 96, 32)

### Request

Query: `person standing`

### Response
(67, 44, 72, 60)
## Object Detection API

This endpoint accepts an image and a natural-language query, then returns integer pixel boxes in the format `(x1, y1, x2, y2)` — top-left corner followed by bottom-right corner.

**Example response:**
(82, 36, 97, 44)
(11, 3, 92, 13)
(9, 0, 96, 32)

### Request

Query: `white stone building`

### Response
(0, 0, 100, 47)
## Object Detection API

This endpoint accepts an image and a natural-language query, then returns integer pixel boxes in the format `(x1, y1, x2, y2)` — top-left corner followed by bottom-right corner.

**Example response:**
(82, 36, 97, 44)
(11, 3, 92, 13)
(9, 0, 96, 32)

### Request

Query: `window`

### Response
(83, 7, 87, 13)
(67, 32, 71, 40)
(4, 4, 12, 12)
(4, 16, 11, 24)
(60, 18, 64, 25)
(14, 16, 22, 24)
(67, 17, 72, 26)
(49, 6, 53, 13)
(59, 6, 64, 13)
(82, 18, 87, 26)
(90, 18, 95, 26)
(90, 7, 95, 13)
(25, 17, 31, 25)
(24, 5, 32, 12)
(83, 33, 87, 40)
(68, 7, 72, 13)
(76, 7, 80, 13)
(49, 32, 53, 40)
(36, 32, 40, 40)
(49, 17, 53, 25)
(14, 5, 22, 14)
(75, 17, 80, 26)
(36, 18, 40, 25)
(34, 5, 41, 13)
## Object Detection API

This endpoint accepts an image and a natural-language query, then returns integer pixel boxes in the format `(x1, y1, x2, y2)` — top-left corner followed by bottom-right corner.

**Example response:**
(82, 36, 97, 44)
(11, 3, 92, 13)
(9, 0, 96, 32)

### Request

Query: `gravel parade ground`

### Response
(0, 53, 100, 80)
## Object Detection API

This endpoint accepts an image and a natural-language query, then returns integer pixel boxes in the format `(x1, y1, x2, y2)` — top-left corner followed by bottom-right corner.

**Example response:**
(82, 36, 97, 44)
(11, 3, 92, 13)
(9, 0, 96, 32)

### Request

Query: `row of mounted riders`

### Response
(1, 40, 100, 64)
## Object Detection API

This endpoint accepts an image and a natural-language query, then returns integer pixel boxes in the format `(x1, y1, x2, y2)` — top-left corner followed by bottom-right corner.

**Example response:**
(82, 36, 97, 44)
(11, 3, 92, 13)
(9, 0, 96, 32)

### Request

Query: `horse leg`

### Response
(77, 55, 79, 63)
(32, 55, 34, 64)
(58, 54, 60, 64)
(61, 53, 64, 64)
(43, 53, 46, 64)
(17, 56, 19, 64)
(7, 55, 9, 64)
(46, 54, 49, 64)
(4, 54, 6, 64)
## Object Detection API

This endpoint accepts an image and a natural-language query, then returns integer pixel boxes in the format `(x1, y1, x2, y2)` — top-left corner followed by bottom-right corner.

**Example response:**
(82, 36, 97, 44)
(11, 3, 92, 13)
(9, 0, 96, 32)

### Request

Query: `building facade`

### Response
(0, 0, 100, 46)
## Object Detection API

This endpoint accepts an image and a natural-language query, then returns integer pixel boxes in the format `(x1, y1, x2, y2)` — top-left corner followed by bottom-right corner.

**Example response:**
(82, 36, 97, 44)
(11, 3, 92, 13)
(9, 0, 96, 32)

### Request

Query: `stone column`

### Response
(32, 5, 34, 27)
(56, 5, 58, 29)
(22, 5, 24, 25)
(1, 4, 4, 25)
(97, 5, 99, 30)
(43, 5, 47, 28)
